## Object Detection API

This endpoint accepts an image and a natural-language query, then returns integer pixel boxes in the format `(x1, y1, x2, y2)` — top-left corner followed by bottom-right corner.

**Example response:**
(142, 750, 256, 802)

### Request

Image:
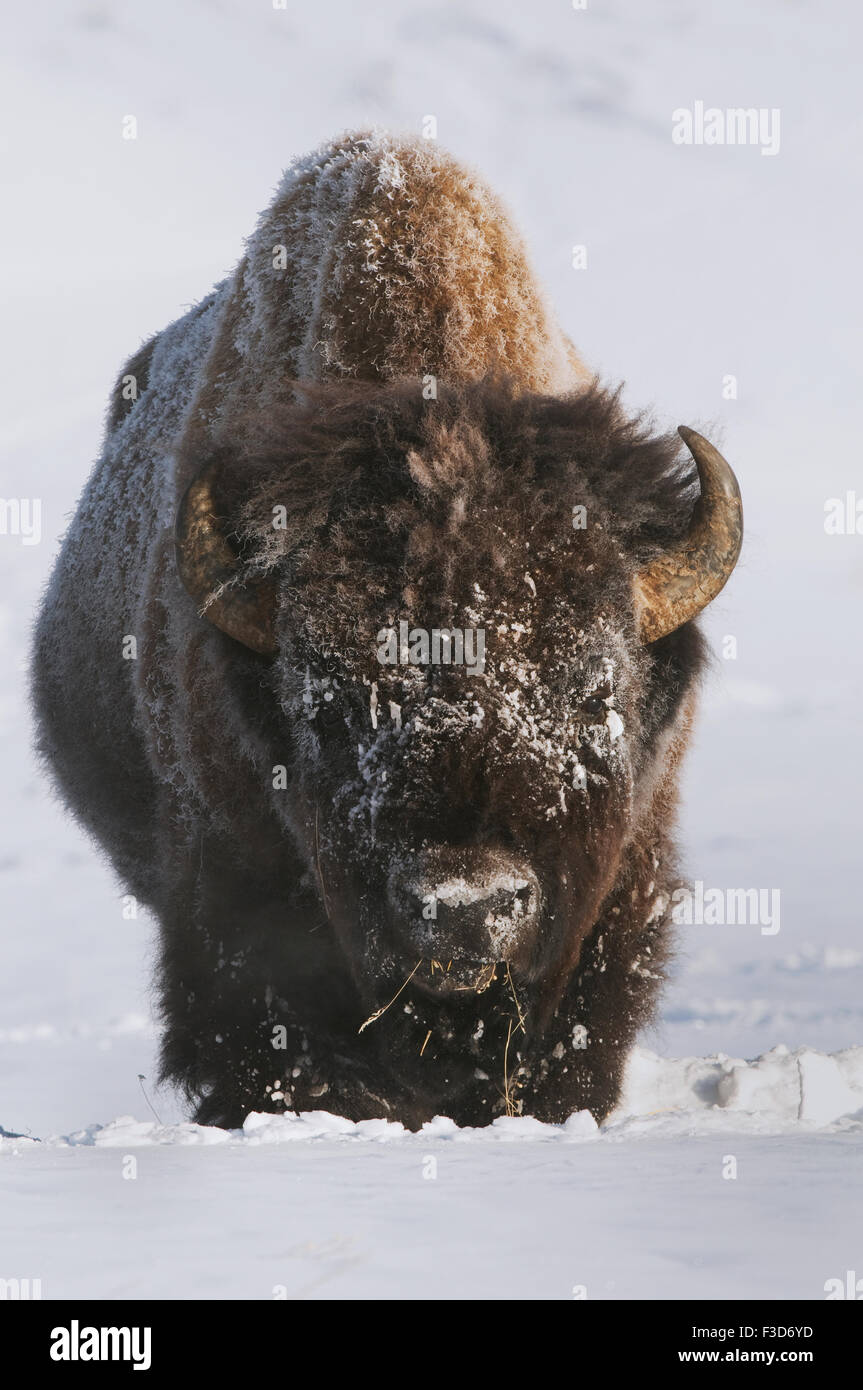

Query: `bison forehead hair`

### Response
(180, 378, 705, 1018)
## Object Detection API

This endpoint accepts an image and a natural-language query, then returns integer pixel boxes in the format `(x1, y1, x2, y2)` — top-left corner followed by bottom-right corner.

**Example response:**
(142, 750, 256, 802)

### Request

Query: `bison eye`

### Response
(579, 676, 613, 720)
(580, 695, 606, 718)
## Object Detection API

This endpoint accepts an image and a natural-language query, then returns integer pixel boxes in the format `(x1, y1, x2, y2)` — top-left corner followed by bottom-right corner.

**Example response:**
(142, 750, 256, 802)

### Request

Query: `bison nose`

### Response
(386, 848, 542, 979)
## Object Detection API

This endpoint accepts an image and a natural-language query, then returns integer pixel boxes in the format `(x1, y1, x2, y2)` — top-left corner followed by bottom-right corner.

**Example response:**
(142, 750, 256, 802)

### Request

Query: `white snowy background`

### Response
(1, 0, 861, 1299)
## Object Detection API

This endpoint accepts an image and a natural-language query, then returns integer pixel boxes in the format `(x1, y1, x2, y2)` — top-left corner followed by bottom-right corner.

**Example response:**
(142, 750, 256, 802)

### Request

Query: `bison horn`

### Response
(175, 468, 277, 655)
(634, 426, 743, 644)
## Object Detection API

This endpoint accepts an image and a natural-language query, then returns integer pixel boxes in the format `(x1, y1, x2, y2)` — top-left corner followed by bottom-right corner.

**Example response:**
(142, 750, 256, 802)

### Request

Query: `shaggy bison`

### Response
(32, 132, 742, 1128)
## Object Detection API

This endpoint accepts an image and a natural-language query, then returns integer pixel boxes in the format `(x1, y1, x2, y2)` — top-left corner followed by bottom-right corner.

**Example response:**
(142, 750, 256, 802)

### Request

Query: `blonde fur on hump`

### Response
(175, 130, 587, 493)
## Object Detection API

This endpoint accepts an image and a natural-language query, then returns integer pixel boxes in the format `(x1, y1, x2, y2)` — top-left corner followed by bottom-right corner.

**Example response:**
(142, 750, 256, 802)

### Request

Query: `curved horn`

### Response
(634, 426, 743, 643)
(175, 468, 277, 656)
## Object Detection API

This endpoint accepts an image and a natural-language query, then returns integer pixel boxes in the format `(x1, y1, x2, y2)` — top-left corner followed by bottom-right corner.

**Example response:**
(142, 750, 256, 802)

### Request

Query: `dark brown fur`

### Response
(157, 378, 705, 1127)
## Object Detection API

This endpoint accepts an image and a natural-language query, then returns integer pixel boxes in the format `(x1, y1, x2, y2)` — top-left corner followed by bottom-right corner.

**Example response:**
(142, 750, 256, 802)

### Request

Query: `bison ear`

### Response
(633, 427, 743, 644)
(175, 466, 278, 656)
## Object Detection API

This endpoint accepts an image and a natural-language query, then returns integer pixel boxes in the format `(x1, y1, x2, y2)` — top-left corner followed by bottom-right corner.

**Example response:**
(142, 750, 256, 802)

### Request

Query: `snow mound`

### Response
(612, 1044, 863, 1133)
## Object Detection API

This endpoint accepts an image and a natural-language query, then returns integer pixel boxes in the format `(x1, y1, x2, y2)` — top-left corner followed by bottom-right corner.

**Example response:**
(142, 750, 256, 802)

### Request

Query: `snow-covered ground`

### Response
(3, 1046, 862, 1299)
(1, 0, 861, 1299)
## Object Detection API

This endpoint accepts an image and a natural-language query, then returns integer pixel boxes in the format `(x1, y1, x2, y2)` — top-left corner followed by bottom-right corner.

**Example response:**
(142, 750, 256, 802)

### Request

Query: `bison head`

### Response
(175, 380, 741, 1057)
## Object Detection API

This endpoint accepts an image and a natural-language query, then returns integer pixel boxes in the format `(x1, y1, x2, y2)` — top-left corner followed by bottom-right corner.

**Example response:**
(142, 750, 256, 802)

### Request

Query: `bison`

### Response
(32, 132, 742, 1129)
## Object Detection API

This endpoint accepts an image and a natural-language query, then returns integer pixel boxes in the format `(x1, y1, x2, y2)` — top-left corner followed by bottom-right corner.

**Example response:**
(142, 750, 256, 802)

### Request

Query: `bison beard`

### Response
(30, 133, 739, 1130)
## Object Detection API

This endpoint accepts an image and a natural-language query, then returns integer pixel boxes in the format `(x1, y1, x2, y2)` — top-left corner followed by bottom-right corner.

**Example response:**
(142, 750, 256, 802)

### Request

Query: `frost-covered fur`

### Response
(32, 132, 706, 1128)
